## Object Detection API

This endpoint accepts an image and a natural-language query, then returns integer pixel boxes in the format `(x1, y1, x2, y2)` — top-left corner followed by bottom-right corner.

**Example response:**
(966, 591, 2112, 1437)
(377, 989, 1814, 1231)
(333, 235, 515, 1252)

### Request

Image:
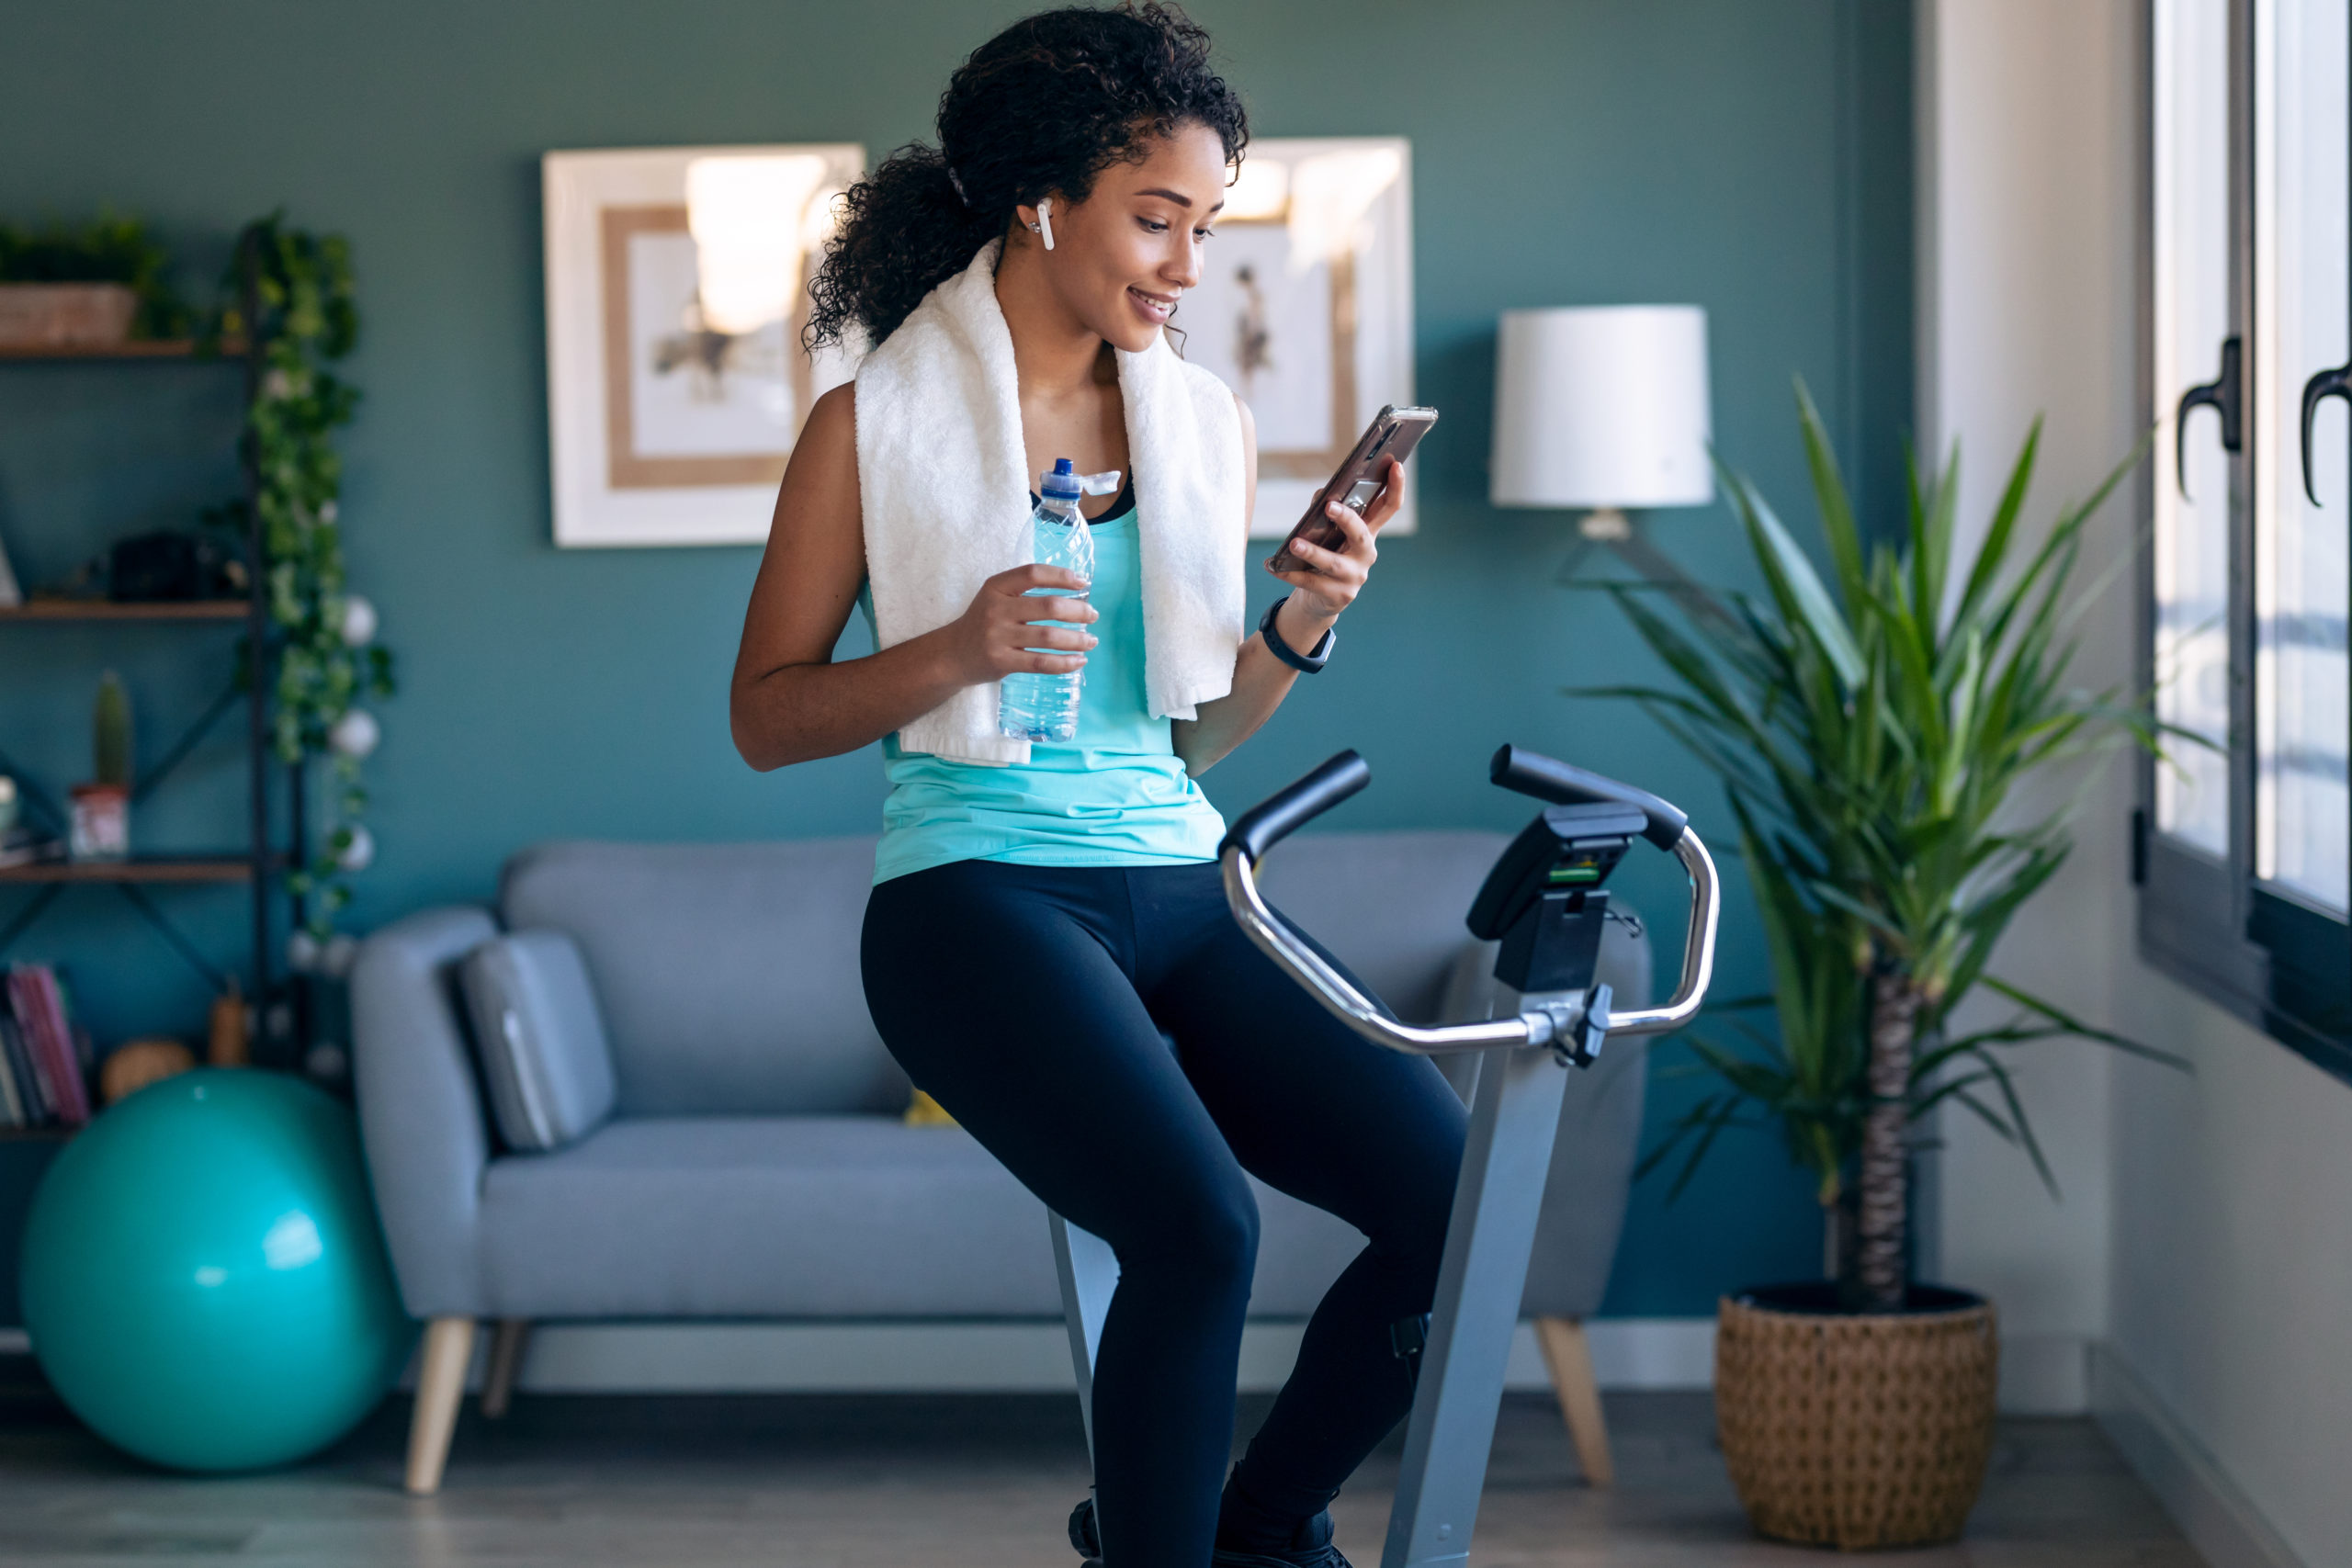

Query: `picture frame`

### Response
(544, 145, 865, 547)
(1176, 137, 1417, 536)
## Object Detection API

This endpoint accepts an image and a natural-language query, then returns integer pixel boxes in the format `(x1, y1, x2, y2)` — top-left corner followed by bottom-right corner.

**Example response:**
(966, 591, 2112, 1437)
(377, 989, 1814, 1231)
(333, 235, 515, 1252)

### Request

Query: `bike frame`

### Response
(1052, 751, 1721, 1567)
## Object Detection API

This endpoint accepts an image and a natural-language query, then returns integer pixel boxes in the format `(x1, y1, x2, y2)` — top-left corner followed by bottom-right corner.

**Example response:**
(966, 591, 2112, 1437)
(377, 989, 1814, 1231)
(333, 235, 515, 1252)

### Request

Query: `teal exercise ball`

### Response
(20, 1068, 415, 1472)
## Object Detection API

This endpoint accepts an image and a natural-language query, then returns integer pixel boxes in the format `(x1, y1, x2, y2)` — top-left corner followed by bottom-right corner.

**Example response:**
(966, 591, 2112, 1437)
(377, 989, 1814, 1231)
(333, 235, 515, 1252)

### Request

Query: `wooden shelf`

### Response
(0, 599, 248, 623)
(0, 339, 242, 362)
(0, 856, 255, 885)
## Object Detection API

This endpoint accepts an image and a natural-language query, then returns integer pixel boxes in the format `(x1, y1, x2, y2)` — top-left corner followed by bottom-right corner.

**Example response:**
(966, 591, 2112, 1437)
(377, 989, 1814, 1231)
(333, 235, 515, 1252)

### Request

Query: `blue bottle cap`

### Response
(1041, 457, 1082, 500)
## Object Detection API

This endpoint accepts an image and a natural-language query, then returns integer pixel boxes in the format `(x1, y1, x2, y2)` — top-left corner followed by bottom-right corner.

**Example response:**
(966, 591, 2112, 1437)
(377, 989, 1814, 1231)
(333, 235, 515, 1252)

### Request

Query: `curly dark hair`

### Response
(804, 3, 1248, 352)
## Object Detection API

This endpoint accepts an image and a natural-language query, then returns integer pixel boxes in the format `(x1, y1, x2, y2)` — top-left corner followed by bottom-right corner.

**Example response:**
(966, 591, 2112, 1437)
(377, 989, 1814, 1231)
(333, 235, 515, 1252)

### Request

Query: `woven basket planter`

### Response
(1715, 1282, 1997, 1551)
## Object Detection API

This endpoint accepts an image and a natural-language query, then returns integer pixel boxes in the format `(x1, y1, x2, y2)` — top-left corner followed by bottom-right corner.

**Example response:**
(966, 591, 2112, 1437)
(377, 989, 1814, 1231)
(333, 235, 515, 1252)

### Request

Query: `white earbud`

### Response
(1036, 197, 1055, 252)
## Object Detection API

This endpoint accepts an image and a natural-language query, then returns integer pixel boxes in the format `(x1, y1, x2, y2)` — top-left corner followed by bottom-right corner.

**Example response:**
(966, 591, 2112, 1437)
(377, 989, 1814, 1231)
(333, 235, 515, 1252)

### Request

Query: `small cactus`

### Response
(94, 672, 132, 788)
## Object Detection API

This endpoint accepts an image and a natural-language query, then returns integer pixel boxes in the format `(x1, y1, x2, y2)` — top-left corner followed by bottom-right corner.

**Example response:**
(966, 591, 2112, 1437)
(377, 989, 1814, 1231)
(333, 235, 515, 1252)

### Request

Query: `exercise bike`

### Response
(1051, 743, 1722, 1567)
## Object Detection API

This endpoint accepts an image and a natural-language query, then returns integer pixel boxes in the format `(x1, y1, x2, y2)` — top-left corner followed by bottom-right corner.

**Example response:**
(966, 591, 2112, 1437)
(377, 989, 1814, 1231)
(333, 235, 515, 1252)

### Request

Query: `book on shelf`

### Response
(5, 964, 91, 1126)
(0, 1016, 25, 1127)
(41, 966, 93, 1123)
(1, 825, 65, 869)
(4, 1003, 56, 1122)
(0, 1014, 46, 1124)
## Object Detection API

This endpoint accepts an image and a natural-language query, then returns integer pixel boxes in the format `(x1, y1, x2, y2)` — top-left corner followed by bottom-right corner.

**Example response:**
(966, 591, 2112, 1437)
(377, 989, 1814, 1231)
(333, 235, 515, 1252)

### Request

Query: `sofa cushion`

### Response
(475, 1115, 1369, 1320)
(459, 929, 616, 1151)
(1254, 830, 1509, 1022)
(499, 839, 906, 1117)
(492, 831, 1502, 1117)
(1434, 926, 1652, 1318)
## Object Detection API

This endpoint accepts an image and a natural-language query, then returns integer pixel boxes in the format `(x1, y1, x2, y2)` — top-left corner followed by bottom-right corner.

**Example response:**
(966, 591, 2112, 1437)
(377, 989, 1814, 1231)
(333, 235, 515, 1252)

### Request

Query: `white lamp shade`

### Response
(1489, 305, 1713, 509)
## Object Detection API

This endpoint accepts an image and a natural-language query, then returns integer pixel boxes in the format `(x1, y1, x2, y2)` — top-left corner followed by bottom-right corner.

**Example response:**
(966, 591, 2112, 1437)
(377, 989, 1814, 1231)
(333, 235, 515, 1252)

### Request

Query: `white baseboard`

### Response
(1577, 1317, 1718, 1390)
(1996, 1331, 2089, 1415)
(409, 1317, 1719, 1396)
(7, 1315, 2080, 1413)
(2090, 1342, 2307, 1568)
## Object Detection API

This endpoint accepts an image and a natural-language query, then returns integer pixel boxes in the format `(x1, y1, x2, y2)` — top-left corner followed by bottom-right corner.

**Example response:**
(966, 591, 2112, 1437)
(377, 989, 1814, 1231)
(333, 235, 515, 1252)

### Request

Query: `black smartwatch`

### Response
(1259, 594, 1335, 673)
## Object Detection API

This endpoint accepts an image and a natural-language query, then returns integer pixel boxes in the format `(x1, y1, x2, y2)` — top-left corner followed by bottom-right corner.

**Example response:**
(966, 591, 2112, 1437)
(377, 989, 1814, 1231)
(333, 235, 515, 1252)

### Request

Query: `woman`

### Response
(729, 8, 1463, 1565)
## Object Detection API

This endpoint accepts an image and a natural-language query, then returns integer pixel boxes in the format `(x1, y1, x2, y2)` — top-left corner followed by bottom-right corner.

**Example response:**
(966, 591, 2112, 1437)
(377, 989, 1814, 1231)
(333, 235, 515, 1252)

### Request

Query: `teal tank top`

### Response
(859, 495, 1227, 885)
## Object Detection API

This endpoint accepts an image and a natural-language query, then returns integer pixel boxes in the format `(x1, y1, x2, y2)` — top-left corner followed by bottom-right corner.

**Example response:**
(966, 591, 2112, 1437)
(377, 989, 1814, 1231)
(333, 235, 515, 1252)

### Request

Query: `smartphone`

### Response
(1265, 405, 1439, 574)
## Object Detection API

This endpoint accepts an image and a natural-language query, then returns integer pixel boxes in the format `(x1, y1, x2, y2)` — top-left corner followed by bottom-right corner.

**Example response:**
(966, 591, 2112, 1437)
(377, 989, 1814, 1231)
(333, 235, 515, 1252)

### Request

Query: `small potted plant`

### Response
(0, 214, 187, 349)
(1584, 386, 2181, 1549)
(69, 672, 133, 863)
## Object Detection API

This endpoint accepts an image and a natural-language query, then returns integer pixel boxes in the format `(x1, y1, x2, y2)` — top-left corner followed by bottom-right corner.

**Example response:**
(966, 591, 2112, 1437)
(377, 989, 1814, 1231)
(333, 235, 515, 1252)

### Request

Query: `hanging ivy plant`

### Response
(212, 214, 393, 940)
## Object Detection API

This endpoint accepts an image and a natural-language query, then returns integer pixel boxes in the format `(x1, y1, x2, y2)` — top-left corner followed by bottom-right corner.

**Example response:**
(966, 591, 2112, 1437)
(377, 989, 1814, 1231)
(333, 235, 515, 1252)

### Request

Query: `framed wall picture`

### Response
(544, 145, 864, 547)
(1175, 137, 1417, 536)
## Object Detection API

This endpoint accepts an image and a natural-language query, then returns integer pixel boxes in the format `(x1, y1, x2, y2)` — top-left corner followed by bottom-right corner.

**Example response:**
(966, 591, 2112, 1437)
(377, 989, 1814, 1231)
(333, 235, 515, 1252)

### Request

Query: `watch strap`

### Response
(1260, 594, 1335, 673)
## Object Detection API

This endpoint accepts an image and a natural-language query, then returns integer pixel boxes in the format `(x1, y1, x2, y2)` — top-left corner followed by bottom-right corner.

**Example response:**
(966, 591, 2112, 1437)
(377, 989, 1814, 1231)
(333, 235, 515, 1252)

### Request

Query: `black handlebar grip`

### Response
(1220, 750, 1373, 864)
(1488, 744, 1688, 851)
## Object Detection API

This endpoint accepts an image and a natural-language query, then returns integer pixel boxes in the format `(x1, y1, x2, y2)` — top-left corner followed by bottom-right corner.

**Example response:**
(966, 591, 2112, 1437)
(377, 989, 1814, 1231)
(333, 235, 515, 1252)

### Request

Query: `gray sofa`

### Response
(351, 831, 1649, 1495)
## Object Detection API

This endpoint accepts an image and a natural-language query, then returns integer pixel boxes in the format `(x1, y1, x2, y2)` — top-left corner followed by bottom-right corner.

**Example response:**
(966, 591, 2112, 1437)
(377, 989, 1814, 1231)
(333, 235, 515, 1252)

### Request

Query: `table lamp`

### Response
(1490, 305, 1713, 562)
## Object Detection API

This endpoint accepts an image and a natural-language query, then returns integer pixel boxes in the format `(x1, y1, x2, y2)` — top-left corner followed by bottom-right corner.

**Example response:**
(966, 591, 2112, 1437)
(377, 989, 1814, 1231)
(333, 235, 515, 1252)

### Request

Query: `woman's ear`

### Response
(1016, 197, 1057, 252)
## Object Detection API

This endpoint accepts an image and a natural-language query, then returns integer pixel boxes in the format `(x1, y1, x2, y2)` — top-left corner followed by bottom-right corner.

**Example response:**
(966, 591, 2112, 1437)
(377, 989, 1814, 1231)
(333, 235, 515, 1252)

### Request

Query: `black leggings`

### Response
(862, 859, 1466, 1567)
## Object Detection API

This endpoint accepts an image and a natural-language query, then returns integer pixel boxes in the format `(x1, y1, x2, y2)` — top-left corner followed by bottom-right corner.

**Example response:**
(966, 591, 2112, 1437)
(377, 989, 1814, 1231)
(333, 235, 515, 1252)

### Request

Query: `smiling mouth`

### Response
(1128, 287, 1180, 321)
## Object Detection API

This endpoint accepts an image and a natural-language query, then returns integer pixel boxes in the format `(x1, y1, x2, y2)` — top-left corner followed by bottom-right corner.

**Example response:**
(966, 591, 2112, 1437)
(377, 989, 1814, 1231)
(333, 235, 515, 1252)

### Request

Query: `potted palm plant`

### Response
(1585, 385, 2178, 1549)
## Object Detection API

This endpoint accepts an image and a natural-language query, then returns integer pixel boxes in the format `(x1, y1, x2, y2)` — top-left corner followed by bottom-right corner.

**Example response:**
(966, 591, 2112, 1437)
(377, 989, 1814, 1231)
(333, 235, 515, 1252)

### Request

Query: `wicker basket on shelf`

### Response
(0, 283, 138, 348)
(1714, 1285, 1998, 1551)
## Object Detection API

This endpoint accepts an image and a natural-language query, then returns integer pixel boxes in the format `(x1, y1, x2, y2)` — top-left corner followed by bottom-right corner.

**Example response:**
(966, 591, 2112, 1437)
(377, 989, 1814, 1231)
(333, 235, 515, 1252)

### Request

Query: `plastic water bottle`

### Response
(998, 459, 1096, 742)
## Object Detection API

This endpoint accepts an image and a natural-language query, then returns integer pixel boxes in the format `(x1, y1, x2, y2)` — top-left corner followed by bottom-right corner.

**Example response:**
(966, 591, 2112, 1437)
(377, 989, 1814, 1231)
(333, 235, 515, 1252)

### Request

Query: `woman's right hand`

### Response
(944, 565, 1098, 683)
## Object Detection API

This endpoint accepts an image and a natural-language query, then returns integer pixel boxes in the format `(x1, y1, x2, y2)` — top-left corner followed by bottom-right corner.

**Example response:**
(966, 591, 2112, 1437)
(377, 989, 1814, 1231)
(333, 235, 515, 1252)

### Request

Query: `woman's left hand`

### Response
(1269, 454, 1400, 620)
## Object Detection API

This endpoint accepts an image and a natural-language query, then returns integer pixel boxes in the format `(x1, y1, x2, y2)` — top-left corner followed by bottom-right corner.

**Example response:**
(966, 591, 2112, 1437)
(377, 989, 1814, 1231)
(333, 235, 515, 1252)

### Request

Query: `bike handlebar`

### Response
(1216, 750, 1722, 1055)
(1218, 750, 1372, 864)
(1488, 744, 1688, 851)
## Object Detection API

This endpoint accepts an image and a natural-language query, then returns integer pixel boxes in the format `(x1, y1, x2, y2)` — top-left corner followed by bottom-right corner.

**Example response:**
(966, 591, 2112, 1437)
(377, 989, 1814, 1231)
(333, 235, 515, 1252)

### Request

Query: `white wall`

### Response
(1923, 4, 2352, 1564)
(2104, 986, 2352, 1568)
(1917, 0, 2140, 1417)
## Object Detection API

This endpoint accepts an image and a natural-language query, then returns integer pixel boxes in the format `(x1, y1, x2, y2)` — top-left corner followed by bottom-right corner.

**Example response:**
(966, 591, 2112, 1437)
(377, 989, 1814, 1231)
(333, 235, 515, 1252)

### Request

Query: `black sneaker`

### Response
(1065, 1496, 1353, 1567)
(1069, 1496, 1102, 1564)
(1210, 1508, 1352, 1568)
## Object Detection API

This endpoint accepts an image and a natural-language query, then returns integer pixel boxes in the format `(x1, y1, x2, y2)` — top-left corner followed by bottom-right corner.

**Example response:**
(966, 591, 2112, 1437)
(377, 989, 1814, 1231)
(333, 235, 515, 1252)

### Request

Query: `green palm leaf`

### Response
(1591, 379, 2183, 1295)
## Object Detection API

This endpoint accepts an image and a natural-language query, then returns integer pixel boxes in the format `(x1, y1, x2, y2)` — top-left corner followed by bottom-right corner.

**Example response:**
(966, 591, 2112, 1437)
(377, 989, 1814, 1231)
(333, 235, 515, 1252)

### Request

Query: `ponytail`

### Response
(804, 143, 1000, 354)
(803, 3, 1247, 353)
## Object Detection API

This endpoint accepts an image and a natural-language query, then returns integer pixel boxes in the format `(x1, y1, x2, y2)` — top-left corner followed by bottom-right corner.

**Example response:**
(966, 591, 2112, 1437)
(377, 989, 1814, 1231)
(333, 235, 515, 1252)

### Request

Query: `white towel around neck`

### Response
(854, 241, 1248, 765)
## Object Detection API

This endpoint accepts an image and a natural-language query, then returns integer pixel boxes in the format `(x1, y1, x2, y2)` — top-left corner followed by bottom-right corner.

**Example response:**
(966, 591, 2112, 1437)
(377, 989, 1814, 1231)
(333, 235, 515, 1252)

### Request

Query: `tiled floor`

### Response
(0, 1366, 2203, 1566)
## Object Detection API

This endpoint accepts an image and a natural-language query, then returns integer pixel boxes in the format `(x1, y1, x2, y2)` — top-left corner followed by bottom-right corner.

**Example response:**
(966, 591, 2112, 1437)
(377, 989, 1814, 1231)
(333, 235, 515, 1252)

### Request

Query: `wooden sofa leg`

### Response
(1534, 1315, 1614, 1487)
(406, 1316, 475, 1495)
(481, 1318, 531, 1419)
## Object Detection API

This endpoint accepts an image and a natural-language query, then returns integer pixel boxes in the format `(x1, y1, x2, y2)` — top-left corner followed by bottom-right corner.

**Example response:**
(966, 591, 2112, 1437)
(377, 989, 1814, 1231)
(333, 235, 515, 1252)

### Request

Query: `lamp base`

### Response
(1577, 506, 1633, 542)
(1556, 513, 1736, 633)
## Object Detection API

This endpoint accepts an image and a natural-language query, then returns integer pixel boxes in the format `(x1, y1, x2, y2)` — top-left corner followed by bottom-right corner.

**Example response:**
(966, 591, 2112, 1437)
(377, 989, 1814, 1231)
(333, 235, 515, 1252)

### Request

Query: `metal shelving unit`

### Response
(0, 599, 246, 622)
(0, 340, 210, 361)
(0, 324, 302, 1073)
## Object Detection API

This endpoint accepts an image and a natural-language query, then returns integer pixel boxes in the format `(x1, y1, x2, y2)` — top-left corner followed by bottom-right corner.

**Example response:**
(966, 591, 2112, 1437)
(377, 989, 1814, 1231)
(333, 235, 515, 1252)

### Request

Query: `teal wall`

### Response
(0, 0, 1910, 1319)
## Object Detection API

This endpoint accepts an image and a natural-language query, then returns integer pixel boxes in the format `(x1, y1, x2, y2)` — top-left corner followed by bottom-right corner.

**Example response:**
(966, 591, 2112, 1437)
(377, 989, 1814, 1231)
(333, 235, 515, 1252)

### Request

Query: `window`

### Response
(2142, 0, 2352, 1077)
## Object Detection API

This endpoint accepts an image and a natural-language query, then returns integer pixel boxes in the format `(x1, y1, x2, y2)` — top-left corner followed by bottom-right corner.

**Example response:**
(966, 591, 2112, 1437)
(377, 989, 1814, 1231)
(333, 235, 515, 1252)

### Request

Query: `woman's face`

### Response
(1023, 123, 1230, 354)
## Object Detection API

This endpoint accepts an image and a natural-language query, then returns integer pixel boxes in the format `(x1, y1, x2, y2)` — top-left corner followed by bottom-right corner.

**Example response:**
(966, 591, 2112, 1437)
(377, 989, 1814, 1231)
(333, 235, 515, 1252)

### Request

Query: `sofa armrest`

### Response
(352, 905, 501, 1320)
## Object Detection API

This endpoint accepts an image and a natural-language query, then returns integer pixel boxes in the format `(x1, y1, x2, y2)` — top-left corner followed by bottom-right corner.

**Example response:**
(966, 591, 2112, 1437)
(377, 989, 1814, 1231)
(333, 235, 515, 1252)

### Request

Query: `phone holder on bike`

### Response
(1049, 745, 1720, 1568)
